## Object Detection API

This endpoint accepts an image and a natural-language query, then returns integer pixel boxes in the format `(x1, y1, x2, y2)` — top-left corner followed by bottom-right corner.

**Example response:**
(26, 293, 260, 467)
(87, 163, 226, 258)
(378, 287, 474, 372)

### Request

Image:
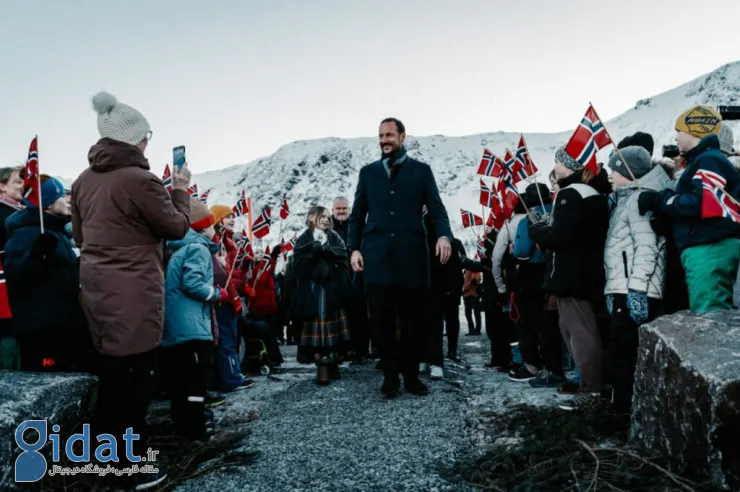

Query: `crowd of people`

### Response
(0, 91, 738, 490)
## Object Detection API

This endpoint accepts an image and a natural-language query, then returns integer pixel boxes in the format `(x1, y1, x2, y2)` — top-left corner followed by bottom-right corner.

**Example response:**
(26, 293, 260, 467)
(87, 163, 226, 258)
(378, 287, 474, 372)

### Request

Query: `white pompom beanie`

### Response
(91, 91, 151, 146)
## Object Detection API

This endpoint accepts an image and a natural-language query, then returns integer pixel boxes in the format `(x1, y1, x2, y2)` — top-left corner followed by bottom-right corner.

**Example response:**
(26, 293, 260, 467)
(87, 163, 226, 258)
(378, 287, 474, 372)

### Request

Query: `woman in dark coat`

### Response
(291, 206, 351, 384)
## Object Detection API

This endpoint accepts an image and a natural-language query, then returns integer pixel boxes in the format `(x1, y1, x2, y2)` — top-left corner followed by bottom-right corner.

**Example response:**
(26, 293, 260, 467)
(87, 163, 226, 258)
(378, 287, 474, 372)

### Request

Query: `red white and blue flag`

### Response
(199, 188, 212, 204)
(162, 164, 173, 193)
(236, 229, 252, 263)
(476, 236, 487, 259)
(515, 135, 538, 177)
(282, 233, 297, 260)
(279, 197, 290, 220)
(479, 179, 492, 208)
(252, 207, 272, 239)
(694, 170, 740, 223)
(23, 136, 40, 207)
(486, 209, 504, 231)
(477, 148, 506, 178)
(0, 261, 12, 319)
(460, 209, 484, 228)
(564, 104, 613, 174)
(497, 173, 520, 219)
(233, 191, 249, 217)
(188, 183, 199, 199)
(502, 150, 528, 184)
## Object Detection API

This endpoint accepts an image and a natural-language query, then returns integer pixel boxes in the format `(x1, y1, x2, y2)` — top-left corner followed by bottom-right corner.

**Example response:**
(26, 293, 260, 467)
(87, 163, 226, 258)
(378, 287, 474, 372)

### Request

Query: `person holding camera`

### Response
(638, 105, 740, 313)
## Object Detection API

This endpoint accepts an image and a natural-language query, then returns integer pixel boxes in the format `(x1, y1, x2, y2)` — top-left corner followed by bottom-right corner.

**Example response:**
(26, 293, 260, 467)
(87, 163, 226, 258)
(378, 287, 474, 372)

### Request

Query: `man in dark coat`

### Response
(348, 118, 452, 398)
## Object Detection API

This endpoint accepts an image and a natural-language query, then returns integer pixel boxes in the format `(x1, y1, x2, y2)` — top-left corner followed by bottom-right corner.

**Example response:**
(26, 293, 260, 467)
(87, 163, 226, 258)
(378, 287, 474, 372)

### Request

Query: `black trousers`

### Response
(422, 289, 444, 367)
(463, 296, 481, 334)
(484, 299, 511, 367)
(367, 284, 425, 378)
(444, 295, 462, 357)
(607, 294, 660, 412)
(542, 308, 565, 376)
(91, 348, 158, 466)
(515, 290, 546, 369)
(160, 340, 213, 440)
(346, 295, 370, 358)
(239, 317, 284, 366)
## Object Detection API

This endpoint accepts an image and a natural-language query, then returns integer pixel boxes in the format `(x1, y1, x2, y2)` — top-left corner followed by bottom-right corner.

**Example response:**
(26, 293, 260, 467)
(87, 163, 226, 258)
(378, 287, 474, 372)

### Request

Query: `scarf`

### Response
(0, 195, 25, 211)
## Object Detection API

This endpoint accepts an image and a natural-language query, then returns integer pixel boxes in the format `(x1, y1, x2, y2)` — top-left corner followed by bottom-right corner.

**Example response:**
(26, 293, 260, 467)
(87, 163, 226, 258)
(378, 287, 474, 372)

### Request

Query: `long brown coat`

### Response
(71, 138, 191, 357)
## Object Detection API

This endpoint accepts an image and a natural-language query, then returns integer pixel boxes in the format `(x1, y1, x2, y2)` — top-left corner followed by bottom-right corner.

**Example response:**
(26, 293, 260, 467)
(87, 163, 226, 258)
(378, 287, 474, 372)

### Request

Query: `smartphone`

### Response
(173, 146, 186, 171)
(718, 106, 740, 121)
(662, 145, 680, 159)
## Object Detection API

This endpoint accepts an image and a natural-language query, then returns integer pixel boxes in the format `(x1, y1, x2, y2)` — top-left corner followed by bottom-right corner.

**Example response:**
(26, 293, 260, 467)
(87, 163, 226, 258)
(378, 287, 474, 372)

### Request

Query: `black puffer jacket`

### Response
(529, 168, 611, 302)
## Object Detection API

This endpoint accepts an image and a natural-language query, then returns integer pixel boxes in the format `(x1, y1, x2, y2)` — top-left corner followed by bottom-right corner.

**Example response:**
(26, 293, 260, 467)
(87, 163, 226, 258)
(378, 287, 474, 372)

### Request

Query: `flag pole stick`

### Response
(589, 102, 641, 189)
(247, 197, 254, 243)
(520, 135, 547, 209)
(225, 242, 245, 287)
(36, 136, 44, 234)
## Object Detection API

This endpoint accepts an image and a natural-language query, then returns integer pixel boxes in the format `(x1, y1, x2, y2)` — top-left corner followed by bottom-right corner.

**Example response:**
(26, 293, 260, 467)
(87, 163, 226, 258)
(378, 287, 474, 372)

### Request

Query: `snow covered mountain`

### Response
(194, 61, 739, 252)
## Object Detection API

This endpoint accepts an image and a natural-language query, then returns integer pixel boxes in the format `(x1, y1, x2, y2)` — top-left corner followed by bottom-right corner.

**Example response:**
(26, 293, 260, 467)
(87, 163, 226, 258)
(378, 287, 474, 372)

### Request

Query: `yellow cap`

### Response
(210, 204, 233, 223)
(675, 105, 723, 139)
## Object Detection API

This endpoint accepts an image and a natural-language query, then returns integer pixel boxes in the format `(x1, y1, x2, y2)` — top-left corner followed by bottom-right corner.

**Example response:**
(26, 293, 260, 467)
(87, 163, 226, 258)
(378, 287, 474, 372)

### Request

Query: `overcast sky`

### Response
(1, 0, 739, 178)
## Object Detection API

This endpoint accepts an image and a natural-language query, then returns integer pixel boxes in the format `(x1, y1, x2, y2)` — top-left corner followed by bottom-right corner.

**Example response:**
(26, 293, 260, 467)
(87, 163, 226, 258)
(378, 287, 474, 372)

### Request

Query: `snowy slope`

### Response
(172, 61, 740, 253)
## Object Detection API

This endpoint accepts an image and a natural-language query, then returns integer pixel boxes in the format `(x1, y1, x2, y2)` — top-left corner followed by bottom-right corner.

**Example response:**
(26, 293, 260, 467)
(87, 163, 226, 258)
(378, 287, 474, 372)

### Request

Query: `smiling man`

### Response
(348, 117, 452, 398)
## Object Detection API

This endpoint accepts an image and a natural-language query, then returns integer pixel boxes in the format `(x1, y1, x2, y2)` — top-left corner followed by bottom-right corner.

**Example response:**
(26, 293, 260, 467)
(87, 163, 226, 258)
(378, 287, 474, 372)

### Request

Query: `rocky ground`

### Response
(166, 325, 565, 492)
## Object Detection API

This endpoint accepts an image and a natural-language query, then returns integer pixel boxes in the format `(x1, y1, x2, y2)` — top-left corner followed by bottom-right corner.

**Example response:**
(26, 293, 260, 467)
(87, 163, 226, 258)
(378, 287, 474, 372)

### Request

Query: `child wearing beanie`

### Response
(161, 199, 229, 441)
(604, 146, 672, 412)
(4, 176, 90, 371)
(638, 105, 740, 312)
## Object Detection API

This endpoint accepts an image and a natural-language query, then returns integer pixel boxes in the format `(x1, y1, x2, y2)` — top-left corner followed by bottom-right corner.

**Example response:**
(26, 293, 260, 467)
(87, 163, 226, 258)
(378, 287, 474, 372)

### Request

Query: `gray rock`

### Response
(630, 310, 740, 491)
(0, 371, 97, 490)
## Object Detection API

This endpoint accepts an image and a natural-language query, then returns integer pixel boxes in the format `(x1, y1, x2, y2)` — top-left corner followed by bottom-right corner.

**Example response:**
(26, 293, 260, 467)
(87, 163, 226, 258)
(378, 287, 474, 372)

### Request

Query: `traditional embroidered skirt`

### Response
(300, 282, 350, 361)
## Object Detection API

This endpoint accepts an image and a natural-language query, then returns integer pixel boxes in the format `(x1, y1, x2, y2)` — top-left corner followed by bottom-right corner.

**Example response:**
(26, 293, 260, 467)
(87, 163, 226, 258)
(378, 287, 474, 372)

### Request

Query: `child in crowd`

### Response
(162, 199, 228, 441)
(4, 176, 91, 372)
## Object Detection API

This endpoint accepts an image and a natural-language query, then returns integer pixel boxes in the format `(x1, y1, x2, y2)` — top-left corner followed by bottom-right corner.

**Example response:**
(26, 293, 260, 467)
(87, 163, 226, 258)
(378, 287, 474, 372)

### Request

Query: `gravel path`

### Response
(175, 331, 490, 492)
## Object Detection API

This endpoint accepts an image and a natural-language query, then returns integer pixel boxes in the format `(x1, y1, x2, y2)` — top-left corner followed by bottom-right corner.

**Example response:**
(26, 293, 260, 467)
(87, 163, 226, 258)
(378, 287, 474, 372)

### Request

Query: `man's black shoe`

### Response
(381, 372, 400, 398)
(404, 378, 429, 396)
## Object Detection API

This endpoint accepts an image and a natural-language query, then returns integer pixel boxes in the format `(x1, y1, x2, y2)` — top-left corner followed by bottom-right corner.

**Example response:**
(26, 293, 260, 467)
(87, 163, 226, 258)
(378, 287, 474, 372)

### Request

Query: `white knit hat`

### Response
(91, 91, 151, 146)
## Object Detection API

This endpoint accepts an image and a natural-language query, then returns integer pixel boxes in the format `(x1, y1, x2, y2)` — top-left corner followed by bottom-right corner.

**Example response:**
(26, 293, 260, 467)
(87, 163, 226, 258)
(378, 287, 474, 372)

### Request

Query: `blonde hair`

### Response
(581, 167, 596, 184)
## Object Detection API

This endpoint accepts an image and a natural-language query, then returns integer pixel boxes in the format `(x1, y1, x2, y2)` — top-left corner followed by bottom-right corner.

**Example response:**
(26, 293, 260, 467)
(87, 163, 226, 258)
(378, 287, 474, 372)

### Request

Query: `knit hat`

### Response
(524, 183, 552, 207)
(675, 105, 723, 139)
(40, 177, 66, 209)
(210, 204, 234, 223)
(718, 124, 736, 155)
(92, 91, 151, 146)
(608, 146, 653, 181)
(554, 146, 581, 171)
(190, 199, 216, 231)
(618, 132, 654, 156)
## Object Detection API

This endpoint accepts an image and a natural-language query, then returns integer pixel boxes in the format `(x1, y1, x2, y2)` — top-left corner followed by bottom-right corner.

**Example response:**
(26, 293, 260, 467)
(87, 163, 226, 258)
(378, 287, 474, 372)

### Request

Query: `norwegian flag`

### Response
(252, 207, 272, 239)
(233, 191, 249, 217)
(515, 135, 538, 177)
(477, 148, 506, 178)
(199, 188, 212, 204)
(162, 164, 173, 192)
(502, 150, 527, 184)
(479, 179, 492, 208)
(0, 260, 12, 319)
(188, 183, 199, 198)
(460, 209, 484, 228)
(487, 205, 505, 230)
(235, 230, 252, 263)
(694, 170, 740, 223)
(282, 234, 297, 260)
(564, 104, 613, 174)
(497, 173, 520, 219)
(23, 137, 40, 207)
(265, 245, 271, 256)
(279, 197, 290, 219)
(476, 236, 487, 259)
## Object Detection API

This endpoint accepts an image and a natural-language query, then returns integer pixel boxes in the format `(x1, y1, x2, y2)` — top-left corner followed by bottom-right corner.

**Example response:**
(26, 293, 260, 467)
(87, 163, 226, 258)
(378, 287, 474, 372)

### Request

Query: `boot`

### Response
(381, 371, 400, 398)
(316, 365, 330, 385)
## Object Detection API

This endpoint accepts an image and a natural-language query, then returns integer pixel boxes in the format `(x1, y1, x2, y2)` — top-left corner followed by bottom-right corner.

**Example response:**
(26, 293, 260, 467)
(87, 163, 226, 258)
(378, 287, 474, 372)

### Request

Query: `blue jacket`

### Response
(347, 150, 452, 288)
(163, 229, 220, 347)
(4, 209, 86, 338)
(659, 134, 740, 252)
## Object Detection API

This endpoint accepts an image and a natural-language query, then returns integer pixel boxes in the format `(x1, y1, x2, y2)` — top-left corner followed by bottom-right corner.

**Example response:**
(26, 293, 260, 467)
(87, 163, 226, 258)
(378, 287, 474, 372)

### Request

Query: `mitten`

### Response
(216, 286, 229, 303)
(230, 297, 243, 316)
(244, 285, 257, 298)
(637, 190, 663, 216)
(31, 233, 59, 260)
(627, 289, 649, 325)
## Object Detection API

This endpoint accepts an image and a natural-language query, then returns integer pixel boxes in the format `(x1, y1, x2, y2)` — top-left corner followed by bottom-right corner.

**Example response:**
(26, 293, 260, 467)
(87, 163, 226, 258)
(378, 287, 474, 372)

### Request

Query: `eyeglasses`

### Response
(146, 130, 153, 141)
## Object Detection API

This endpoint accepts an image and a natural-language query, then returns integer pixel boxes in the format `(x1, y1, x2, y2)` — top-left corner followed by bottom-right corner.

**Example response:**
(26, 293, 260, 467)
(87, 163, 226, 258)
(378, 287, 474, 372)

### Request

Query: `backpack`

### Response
(512, 205, 551, 263)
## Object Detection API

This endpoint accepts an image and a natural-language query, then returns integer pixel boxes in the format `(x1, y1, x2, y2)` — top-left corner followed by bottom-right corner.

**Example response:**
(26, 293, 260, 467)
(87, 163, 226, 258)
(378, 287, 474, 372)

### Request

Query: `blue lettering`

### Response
(122, 428, 141, 463)
(65, 424, 90, 463)
(95, 434, 118, 463)
(14, 420, 48, 483)
(49, 432, 62, 462)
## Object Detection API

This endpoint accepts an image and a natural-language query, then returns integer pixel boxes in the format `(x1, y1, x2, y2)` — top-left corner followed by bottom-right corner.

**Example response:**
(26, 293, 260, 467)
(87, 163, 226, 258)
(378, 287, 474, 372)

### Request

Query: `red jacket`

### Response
(246, 256, 277, 318)
(216, 230, 250, 296)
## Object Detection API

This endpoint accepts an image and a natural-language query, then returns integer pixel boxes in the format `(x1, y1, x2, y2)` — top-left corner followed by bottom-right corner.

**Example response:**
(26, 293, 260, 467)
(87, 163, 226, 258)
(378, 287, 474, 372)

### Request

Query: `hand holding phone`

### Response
(173, 145, 186, 171)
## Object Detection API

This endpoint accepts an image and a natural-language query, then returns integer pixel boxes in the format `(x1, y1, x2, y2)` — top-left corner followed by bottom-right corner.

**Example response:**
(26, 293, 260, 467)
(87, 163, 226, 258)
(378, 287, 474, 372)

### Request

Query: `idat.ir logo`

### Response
(15, 420, 158, 483)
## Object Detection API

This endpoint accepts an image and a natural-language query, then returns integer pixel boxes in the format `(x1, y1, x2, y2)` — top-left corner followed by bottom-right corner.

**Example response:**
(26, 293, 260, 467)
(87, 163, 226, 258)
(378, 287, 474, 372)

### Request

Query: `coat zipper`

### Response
(622, 251, 629, 279)
(551, 252, 556, 279)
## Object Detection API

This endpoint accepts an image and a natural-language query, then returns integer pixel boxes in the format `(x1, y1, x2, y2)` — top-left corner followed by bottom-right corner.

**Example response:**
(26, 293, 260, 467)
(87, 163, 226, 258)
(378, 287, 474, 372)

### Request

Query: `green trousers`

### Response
(0, 336, 20, 370)
(681, 238, 740, 313)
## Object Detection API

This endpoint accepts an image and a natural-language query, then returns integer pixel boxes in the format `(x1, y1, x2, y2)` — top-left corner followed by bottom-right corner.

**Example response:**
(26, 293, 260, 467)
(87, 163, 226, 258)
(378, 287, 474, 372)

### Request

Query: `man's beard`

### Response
(381, 144, 399, 159)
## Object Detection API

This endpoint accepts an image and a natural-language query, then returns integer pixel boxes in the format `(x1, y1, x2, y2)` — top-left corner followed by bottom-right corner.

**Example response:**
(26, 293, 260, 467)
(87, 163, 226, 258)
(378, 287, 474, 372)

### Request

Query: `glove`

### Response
(244, 285, 257, 298)
(31, 233, 59, 260)
(637, 190, 663, 216)
(230, 297, 243, 316)
(497, 291, 509, 307)
(627, 289, 649, 325)
(216, 286, 229, 303)
(273, 243, 282, 256)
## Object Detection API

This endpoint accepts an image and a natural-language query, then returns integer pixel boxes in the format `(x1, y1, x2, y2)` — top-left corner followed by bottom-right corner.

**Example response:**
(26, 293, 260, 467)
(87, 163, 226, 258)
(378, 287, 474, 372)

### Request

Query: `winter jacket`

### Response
(0, 197, 25, 250)
(246, 245, 281, 318)
(605, 165, 672, 298)
(333, 218, 349, 245)
(530, 169, 611, 302)
(4, 209, 87, 339)
(492, 214, 525, 293)
(72, 138, 190, 357)
(163, 230, 220, 347)
(463, 271, 481, 297)
(217, 230, 249, 295)
(659, 134, 740, 252)
(290, 228, 350, 319)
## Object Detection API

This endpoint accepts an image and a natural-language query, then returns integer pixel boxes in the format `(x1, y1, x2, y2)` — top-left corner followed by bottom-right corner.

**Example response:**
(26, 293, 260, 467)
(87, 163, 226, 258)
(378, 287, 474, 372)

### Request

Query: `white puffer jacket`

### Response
(603, 165, 673, 299)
